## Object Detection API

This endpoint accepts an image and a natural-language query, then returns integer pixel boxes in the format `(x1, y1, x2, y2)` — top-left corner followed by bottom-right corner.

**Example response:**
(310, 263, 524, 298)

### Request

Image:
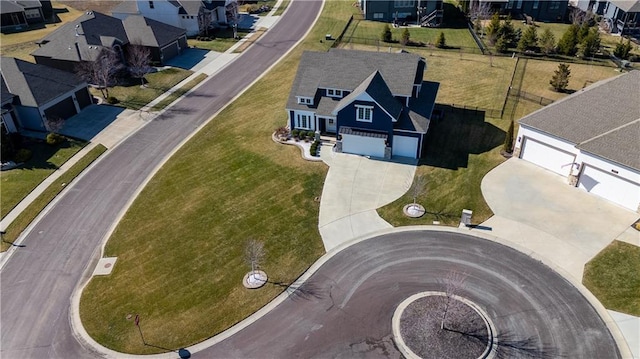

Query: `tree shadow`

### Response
(267, 279, 326, 302)
(442, 2, 469, 29)
(420, 105, 505, 170)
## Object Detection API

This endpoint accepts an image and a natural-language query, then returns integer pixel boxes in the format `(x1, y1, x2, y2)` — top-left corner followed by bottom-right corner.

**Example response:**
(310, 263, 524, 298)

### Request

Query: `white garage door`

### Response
(342, 134, 386, 158)
(578, 165, 640, 211)
(520, 138, 575, 177)
(392, 135, 419, 158)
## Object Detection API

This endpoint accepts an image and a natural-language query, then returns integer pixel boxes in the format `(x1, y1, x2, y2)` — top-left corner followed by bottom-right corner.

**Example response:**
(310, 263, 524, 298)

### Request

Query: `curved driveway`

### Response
(0, 1, 322, 358)
(201, 230, 619, 359)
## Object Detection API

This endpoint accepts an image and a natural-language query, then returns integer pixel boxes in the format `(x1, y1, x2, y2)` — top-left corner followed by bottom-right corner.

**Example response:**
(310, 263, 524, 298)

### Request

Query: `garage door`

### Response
(520, 138, 575, 177)
(342, 133, 386, 158)
(392, 135, 419, 158)
(578, 165, 640, 211)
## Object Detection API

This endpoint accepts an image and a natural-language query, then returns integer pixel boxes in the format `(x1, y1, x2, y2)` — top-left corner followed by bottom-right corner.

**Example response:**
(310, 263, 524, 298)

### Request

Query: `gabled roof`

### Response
(519, 70, 640, 171)
(610, 0, 640, 13)
(0, 57, 86, 107)
(333, 71, 403, 120)
(290, 49, 424, 101)
(0, 1, 41, 14)
(1, 77, 15, 106)
(122, 15, 186, 47)
(111, 1, 139, 14)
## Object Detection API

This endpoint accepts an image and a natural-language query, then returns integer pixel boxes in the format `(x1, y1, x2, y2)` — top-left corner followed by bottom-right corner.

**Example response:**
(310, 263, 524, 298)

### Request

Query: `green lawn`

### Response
(187, 28, 251, 53)
(1, 139, 85, 219)
(583, 240, 640, 316)
(80, 0, 359, 354)
(91, 68, 193, 110)
(1, 144, 106, 252)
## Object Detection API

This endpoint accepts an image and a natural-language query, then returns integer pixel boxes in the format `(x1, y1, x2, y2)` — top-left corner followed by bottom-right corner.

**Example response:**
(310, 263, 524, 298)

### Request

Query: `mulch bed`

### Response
(399, 296, 489, 359)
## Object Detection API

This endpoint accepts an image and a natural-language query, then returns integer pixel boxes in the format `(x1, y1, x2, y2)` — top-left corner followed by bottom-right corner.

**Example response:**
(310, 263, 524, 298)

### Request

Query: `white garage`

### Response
(340, 128, 387, 158)
(392, 135, 419, 158)
(520, 137, 576, 177)
(578, 165, 640, 211)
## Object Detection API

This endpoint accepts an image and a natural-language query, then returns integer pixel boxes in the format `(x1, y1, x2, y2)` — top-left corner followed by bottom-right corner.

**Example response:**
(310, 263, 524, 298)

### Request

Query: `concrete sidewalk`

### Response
(0, 9, 286, 234)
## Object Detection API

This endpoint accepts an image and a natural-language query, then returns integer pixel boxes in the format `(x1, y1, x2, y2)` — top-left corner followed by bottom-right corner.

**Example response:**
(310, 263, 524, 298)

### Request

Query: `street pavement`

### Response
(318, 146, 416, 251)
(0, 1, 323, 358)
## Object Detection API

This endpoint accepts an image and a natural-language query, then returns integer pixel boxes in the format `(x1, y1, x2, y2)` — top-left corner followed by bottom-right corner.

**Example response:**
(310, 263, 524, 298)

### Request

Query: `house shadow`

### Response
(58, 104, 125, 141)
(236, 13, 259, 30)
(163, 48, 210, 70)
(420, 105, 505, 170)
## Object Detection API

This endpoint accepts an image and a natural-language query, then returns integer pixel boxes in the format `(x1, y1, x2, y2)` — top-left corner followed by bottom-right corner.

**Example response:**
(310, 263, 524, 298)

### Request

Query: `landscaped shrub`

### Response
(310, 140, 321, 157)
(291, 129, 300, 139)
(381, 24, 393, 43)
(613, 39, 633, 60)
(274, 126, 289, 140)
(306, 130, 315, 139)
(46, 133, 65, 146)
(14, 148, 32, 163)
(106, 96, 119, 104)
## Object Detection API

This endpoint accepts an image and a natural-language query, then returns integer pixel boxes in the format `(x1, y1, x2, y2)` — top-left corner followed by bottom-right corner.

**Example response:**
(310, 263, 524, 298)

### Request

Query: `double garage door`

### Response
(520, 138, 575, 177)
(578, 165, 640, 211)
(341, 133, 386, 158)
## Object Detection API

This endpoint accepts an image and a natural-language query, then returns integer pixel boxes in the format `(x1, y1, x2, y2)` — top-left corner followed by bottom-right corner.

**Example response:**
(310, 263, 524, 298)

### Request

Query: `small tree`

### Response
(614, 39, 633, 60)
(245, 239, 266, 277)
(578, 27, 600, 58)
(439, 271, 469, 330)
(401, 28, 410, 46)
(495, 34, 509, 53)
(550, 63, 571, 92)
(436, 31, 446, 48)
(486, 12, 501, 45)
(539, 28, 556, 55)
(410, 174, 427, 206)
(557, 24, 579, 56)
(517, 25, 538, 52)
(197, 7, 213, 36)
(127, 44, 151, 86)
(503, 120, 514, 153)
(577, 22, 591, 43)
(75, 48, 121, 99)
(499, 15, 517, 48)
(381, 24, 392, 43)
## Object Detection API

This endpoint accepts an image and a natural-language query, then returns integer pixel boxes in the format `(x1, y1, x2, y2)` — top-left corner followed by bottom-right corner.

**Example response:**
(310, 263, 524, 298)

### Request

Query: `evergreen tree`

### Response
(503, 120, 515, 153)
(577, 22, 590, 42)
(436, 31, 446, 48)
(557, 24, 579, 56)
(495, 35, 509, 53)
(401, 28, 411, 45)
(579, 27, 600, 58)
(613, 39, 633, 59)
(517, 25, 538, 52)
(486, 12, 501, 45)
(550, 63, 571, 92)
(499, 15, 517, 47)
(539, 28, 556, 55)
(381, 24, 392, 43)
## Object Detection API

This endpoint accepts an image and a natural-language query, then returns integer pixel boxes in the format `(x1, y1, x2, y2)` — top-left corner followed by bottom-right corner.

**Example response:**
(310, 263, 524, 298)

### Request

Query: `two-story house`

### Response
(577, 0, 640, 34)
(465, 0, 568, 22)
(112, 0, 239, 37)
(360, 0, 443, 27)
(286, 49, 440, 159)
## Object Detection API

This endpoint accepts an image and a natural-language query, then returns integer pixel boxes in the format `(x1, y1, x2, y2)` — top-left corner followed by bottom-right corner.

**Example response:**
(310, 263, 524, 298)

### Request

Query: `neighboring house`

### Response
(0, 0, 47, 32)
(0, 57, 92, 133)
(513, 70, 640, 212)
(286, 49, 440, 159)
(31, 11, 187, 73)
(359, 0, 443, 27)
(504, 0, 569, 22)
(577, 0, 640, 34)
(112, 0, 239, 37)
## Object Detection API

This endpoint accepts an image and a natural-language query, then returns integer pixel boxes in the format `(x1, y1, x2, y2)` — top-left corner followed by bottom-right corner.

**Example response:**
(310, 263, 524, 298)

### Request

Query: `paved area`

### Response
(609, 310, 640, 359)
(476, 158, 639, 281)
(318, 145, 416, 251)
(198, 230, 621, 358)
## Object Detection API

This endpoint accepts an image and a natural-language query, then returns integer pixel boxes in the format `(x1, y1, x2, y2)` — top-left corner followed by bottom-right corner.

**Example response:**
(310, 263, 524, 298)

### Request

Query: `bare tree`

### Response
(45, 115, 65, 133)
(127, 44, 151, 87)
(411, 174, 427, 206)
(197, 6, 213, 36)
(439, 271, 469, 330)
(244, 239, 266, 276)
(569, 7, 593, 25)
(75, 48, 121, 99)
(468, 0, 491, 23)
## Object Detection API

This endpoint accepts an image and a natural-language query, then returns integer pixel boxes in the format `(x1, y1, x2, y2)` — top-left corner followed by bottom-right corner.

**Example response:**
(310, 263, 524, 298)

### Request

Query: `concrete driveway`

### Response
(318, 144, 416, 251)
(476, 158, 639, 280)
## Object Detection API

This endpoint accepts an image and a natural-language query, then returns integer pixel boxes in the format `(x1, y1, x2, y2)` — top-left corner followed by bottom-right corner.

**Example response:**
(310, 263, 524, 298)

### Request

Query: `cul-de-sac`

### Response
(1, 0, 639, 358)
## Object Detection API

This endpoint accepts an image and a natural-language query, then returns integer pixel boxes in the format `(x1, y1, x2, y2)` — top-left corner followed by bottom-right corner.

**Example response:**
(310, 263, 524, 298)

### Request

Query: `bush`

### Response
(291, 129, 300, 138)
(614, 39, 633, 60)
(106, 96, 119, 104)
(381, 24, 392, 43)
(310, 140, 321, 156)
(306, 130, 315, 138)
(46, 133, 65, 146)
(436, 32, 446, 48)
(14, 148, 32, 163)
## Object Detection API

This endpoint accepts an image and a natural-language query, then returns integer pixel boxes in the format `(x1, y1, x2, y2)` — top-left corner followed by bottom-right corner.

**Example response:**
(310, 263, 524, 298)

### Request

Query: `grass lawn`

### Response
(1, 139, 85, 219)
(273, 0, 292, 16)
(378, 113, 508, 226)
(583, 240, 640, 316)
(519, 59, 620, 101)
(150, 74, 208, 111)
(80, 0, 359, 354)
(187, 28, 251, 53)
(1, 144, 106, 252)
(91, 68, 193, 110)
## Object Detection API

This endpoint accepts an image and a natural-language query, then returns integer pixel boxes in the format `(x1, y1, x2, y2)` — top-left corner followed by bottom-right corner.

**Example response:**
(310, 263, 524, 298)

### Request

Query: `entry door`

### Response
(325, 118, 336, 133)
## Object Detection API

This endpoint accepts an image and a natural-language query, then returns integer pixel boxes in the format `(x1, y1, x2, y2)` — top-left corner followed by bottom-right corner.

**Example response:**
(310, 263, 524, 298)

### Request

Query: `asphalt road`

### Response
(200, 231, 620, 359)
(0, 1, 322, 358)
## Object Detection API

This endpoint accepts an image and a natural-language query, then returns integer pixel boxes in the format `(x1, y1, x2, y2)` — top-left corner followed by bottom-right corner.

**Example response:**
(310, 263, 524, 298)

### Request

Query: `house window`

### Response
(549, 1, 560, 10)
(516, 0, 523, 9)
(149, 1, 154, 9)
(373, 13, 384, 19)
(507, 1, 513, 9)
(326, 89, 342, 98)
(394, 0, 414, 8)
(532, 0, 539, 9)
(328, 119, 334, 124)
(356, 105, 373, 123)
(298, 97, 313, 105)
(296, 114, 311, 129)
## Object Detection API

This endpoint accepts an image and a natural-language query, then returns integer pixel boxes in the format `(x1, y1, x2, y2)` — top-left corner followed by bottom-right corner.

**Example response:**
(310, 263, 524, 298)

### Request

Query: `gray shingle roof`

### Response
(396, 81, 440, 133)
(0, 57, 86, 107)
(610, 0, 640, 13)
(316, 96, 339, 117)
(519, 70, 640, 171)
(0, 1, 42, 14)
(333, 70, 403, 119)
(122, 15, 185, 47)
(340, 126, 388, 139)
(111, 1, 139, 15)
(289, 49, 424, 102)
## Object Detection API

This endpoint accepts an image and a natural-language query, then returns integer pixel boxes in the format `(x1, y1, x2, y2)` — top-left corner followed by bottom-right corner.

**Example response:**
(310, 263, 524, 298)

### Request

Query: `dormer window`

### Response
(327, 89, 343, 98)
(149, 1, 155, 9)
(297, 97, 313, 105)
(356, 105, 373, 123)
